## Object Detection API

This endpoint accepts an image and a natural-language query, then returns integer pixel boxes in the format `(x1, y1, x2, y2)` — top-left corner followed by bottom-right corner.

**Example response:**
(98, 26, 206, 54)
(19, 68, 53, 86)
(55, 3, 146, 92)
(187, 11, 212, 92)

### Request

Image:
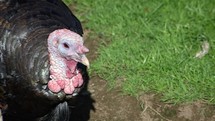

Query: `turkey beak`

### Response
(81, 55, 90, 68)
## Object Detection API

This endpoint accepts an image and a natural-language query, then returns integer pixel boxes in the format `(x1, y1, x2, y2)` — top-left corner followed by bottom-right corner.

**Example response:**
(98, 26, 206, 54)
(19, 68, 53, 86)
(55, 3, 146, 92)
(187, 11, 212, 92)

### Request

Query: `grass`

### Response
(65, 0, 215, 104)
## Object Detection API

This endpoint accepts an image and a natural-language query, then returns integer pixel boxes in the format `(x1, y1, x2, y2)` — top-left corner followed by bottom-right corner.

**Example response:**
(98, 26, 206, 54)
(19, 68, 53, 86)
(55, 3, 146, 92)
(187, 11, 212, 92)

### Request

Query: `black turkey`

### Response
(0, 0, 89, 121)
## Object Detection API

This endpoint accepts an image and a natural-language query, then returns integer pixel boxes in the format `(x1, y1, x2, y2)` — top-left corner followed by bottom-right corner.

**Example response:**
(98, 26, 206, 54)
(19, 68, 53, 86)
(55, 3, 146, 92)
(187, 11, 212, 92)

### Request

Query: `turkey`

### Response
(0, 0, 90, 121)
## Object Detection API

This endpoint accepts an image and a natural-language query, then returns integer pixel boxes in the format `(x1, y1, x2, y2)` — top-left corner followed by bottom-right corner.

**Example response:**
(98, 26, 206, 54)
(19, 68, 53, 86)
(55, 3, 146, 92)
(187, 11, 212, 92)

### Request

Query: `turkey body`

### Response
(0, 0, 87, 121)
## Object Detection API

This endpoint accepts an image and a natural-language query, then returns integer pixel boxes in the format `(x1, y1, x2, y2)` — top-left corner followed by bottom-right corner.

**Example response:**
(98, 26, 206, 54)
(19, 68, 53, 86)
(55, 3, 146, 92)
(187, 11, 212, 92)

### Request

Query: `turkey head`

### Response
(47, 29, 89, 95)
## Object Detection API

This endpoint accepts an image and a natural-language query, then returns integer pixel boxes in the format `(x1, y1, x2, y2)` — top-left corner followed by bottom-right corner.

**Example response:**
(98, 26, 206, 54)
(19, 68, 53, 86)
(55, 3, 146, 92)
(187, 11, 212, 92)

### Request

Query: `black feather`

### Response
(37, 101, 70, 121)
(0, 0, 87, 120)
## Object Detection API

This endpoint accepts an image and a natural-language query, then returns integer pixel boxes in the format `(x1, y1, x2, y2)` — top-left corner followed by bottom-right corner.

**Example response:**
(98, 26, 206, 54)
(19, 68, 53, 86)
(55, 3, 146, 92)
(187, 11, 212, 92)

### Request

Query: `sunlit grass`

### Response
(65, 0, 215, 104)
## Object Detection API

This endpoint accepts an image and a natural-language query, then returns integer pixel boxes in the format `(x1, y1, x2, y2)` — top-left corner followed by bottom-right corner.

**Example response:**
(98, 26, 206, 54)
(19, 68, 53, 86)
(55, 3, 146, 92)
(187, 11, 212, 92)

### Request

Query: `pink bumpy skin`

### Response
(47, 29, 89, 94)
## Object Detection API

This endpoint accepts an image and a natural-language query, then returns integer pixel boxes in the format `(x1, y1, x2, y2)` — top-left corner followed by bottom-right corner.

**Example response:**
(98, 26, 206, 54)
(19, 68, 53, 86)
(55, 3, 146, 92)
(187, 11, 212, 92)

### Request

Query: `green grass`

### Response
(65, 0, 215, 104)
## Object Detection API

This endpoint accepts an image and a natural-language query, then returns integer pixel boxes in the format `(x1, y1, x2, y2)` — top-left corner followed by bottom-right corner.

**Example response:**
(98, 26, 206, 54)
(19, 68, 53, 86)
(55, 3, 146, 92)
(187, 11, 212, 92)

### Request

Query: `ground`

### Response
(69, 30, 215, 121)
(85, 77, 215, 121)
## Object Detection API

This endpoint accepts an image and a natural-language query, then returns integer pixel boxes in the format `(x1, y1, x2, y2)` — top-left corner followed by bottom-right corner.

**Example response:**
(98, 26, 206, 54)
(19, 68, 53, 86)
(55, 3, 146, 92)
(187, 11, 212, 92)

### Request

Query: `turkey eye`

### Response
(63, 43, 69, 49)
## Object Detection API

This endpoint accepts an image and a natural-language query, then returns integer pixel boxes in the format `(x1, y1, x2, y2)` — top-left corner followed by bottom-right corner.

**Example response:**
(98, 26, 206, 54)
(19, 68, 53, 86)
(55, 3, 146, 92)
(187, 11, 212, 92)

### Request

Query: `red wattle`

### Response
(64, 80, 75, 94)
(48, 80, 61, 93)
